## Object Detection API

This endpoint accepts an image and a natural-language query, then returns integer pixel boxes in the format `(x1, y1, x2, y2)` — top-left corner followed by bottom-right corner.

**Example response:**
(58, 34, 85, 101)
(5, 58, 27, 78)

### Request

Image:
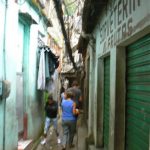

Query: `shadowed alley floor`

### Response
(35, 114, 87, 150)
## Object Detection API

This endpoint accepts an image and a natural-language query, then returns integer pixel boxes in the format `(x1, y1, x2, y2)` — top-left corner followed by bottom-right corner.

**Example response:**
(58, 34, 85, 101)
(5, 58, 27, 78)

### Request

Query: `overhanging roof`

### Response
(77, 0, 108, 54)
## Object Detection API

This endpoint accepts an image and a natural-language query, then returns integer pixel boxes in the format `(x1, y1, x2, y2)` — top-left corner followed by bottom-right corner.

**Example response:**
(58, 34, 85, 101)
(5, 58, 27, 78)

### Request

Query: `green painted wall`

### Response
(0, 2, 5, 149)
(0, 1, 47, 149)
(18, 0, 46, 141)
(4, 1, 19, 150)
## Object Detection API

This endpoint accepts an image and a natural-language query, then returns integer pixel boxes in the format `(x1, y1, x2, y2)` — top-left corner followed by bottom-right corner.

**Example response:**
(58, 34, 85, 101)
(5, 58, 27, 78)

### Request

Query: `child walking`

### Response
(41, 95, 61, 145)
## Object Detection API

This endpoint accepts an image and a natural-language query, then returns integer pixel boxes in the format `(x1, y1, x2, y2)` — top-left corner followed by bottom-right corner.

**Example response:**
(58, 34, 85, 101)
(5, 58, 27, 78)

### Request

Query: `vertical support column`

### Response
(88, 46, 95, 144)
(108, 48, 116, 150)
(114, 47, 126, 150)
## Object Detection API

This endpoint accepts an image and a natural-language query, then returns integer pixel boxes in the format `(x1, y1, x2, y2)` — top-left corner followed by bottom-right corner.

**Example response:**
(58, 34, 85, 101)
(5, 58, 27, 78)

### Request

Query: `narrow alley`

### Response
(35, 114, 87, 150)
(0, 0, 150, 150)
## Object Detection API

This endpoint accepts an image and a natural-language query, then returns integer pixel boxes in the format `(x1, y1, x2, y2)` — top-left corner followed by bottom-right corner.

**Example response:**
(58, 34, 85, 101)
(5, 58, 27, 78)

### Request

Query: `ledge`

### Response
(27, 0, 52, 27)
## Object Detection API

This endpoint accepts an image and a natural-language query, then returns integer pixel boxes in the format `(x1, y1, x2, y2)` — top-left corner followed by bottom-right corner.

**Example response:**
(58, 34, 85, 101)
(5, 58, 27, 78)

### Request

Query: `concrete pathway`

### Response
(35, 114, 87, 150)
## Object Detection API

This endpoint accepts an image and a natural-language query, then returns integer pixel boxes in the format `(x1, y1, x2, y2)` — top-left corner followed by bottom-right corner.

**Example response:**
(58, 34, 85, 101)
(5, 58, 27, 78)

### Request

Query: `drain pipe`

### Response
(3, 0, 8, 150)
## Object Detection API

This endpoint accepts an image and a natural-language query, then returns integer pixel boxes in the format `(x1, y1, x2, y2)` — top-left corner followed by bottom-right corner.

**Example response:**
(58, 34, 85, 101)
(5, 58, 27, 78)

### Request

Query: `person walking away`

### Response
(67, 80, 83, 143)
(61, 91, 79, 150)
(67, 80, 82, 109)
(41, 95, 61, 145)
(67, 80, 82, 124)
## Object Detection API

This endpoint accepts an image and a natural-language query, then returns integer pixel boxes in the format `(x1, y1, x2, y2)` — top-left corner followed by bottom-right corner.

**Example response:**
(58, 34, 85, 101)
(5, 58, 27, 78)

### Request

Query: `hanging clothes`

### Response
(47, 50, 59, 75)
(37, 45, 60, 90)
(37, 48, 46, 90)
(45, 52, 50, 79)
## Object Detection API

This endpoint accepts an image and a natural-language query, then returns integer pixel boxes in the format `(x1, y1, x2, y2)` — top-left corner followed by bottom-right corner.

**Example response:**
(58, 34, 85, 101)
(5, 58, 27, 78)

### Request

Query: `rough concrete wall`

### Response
(0, 2, 5, 149)
(87, 43, 96, 144)
(4, 1, 19, 150)
(95, 0, 150, 57)
(83, 55, 89, 122)
(17, 1, 48, 140)
(91, 0, 150, 149)
(0, 1, 48, 149)
(0, 102, 4, 150)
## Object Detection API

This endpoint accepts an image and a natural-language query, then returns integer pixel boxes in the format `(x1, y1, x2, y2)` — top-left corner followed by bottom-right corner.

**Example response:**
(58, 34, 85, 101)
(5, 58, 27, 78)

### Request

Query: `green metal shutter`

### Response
(126, 34, 150, 150)
(103, 56, 110, 148)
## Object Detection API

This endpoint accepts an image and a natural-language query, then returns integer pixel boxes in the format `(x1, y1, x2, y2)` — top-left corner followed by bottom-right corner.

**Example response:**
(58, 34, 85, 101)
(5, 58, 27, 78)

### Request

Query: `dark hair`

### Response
(48, 95, 53, 100)
(60, 86, 65, 93)
(72, 80, 79, 86)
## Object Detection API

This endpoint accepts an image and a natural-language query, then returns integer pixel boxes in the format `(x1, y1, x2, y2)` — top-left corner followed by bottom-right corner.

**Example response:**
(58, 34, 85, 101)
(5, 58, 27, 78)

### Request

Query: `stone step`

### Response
(18, 139, 33, 150)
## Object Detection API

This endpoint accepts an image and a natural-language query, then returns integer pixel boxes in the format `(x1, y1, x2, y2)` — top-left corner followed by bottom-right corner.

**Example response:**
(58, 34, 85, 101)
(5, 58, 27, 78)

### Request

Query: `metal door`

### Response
(126, 34, 150, 150)
(103, 56, 110, 149)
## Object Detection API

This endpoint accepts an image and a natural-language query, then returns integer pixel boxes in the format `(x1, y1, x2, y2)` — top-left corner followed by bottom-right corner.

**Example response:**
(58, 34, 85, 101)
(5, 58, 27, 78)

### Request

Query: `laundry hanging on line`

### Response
(37, 45, 59, 90)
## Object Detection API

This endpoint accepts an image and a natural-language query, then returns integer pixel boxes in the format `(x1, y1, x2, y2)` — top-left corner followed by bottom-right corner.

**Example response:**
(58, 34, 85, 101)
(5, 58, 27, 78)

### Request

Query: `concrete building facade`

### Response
(0, 0, 51, 149)
(83, 0, 150, 149)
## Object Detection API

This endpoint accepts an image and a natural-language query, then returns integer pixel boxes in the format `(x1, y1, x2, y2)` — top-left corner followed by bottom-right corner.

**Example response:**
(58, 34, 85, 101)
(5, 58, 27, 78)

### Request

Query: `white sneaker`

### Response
(57, 138, 61, 144)
(41, 139, 46, 145)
